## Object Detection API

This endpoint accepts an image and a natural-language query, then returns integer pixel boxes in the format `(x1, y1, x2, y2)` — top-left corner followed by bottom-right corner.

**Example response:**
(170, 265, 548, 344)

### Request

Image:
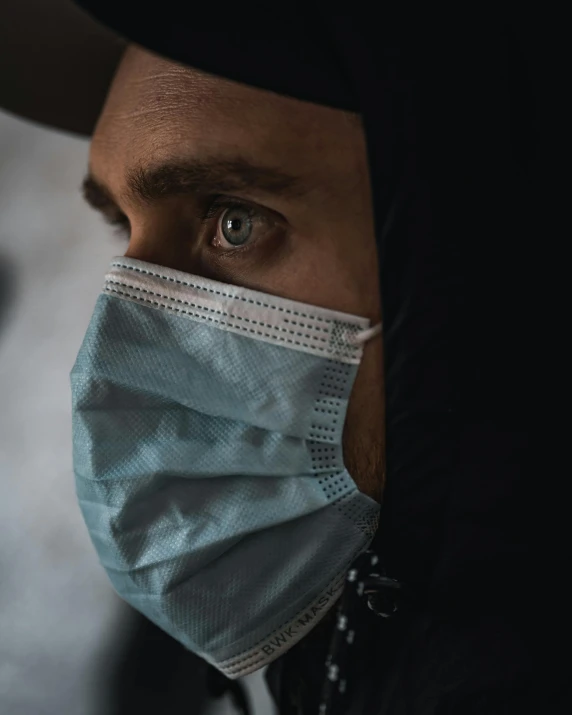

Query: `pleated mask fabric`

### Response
(71, 256, 381, 678)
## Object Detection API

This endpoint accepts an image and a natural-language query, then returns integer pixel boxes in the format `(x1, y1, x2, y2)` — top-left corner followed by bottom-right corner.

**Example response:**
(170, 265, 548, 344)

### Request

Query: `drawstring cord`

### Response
(318, 549, 402, 715)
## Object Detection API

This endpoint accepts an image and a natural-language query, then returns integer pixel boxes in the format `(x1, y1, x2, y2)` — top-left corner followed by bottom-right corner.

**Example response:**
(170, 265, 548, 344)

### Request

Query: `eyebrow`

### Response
(81, 157, 307, 215)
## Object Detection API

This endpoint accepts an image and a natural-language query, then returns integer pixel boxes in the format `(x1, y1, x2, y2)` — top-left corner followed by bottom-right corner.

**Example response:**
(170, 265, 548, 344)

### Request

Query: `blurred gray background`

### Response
(0, 109, 276, 715)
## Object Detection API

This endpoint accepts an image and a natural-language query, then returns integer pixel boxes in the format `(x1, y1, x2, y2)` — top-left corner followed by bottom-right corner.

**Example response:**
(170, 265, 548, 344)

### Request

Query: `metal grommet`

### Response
(366, 591, 399, 618)
(363, 575, 403, 618)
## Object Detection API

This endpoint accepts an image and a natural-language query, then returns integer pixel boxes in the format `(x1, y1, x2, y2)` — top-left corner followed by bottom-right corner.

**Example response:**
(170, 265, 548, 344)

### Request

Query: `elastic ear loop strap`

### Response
(352, 322, 383, 345)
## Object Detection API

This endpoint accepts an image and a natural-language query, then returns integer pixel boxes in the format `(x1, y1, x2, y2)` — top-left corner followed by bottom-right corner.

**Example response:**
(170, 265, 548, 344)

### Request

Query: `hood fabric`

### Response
(20, 2, 569, 713)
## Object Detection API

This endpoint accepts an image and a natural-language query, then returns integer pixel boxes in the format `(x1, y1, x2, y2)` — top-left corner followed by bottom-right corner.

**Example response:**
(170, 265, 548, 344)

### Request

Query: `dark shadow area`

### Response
(102, 609, 251, 715)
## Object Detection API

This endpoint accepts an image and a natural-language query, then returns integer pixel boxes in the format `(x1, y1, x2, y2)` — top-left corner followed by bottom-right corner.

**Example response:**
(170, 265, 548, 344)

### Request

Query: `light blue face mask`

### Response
(71, 257, 382, 679)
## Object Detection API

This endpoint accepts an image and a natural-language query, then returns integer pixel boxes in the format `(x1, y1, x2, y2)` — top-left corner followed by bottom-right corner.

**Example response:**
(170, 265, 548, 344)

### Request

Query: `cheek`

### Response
(342, 338, 385, 503)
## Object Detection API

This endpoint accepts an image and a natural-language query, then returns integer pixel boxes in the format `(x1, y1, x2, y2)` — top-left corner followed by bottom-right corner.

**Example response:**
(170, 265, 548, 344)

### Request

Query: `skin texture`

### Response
(87, 44, 385, 503)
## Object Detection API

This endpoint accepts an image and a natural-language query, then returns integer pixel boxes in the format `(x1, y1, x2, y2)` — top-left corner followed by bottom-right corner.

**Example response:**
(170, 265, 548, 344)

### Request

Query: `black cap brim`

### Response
(0, 0, 126, 137)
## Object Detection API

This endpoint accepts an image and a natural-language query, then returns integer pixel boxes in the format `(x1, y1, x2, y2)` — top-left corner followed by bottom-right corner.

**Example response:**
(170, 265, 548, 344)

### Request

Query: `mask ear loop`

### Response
(350, 322, 383, 345)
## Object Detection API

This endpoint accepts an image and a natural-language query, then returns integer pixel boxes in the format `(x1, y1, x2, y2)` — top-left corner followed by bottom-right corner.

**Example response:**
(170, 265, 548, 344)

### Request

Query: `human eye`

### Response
(200, 197, 284, 253)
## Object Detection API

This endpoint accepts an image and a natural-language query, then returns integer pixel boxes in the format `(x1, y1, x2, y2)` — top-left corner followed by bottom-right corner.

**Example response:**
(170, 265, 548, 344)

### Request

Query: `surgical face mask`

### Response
(71, 257, 382, 678)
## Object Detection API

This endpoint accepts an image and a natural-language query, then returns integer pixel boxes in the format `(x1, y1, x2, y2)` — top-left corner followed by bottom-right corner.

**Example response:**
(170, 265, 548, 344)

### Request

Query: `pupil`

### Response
(221, 208, 253, 246)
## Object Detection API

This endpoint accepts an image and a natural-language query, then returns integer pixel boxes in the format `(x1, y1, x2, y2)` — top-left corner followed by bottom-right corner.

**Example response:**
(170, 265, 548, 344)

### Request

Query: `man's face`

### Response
(85, 45, 385, 502)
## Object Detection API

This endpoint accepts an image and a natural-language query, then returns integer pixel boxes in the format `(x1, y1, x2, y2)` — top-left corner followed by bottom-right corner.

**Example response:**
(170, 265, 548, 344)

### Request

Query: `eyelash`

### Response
(199, 196, 255, 223)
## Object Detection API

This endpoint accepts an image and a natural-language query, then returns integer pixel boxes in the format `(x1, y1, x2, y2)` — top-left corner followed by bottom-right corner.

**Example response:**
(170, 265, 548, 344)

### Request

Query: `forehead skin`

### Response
(92, 45, 366, 208)
(90, 44, 384, 504)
